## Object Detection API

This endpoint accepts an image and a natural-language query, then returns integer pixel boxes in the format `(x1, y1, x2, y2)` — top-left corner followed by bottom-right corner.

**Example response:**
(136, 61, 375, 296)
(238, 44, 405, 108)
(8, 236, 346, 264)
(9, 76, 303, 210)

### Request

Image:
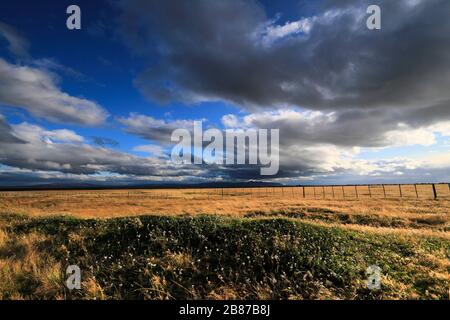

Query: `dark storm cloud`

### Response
(120, 0, 450, 118)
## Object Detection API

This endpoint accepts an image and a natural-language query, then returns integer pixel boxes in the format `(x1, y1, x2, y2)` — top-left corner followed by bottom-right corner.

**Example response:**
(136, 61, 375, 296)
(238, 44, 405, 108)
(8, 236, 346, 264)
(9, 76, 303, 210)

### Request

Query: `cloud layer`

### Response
(0, 119, 208, 180)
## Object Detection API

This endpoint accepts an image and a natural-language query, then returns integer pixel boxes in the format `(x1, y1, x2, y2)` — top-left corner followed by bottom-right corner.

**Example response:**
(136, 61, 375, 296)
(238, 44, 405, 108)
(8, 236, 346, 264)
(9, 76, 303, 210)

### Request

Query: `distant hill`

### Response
(0, 181, 283, 191)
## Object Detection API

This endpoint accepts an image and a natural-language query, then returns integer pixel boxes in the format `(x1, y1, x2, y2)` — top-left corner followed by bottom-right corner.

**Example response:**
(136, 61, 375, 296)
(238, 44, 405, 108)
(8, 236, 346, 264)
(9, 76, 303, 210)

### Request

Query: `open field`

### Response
(0, 188, 449, 299)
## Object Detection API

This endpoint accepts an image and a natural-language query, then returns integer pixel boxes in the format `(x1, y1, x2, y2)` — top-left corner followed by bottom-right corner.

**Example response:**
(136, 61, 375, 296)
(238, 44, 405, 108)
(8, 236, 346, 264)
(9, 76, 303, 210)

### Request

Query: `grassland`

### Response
(0, 188, 449, 300)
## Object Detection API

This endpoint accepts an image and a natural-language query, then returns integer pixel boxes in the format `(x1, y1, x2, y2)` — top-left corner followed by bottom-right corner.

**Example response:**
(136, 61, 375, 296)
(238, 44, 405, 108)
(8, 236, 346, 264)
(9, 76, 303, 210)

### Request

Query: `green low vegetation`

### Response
(0, 213, 448, 299)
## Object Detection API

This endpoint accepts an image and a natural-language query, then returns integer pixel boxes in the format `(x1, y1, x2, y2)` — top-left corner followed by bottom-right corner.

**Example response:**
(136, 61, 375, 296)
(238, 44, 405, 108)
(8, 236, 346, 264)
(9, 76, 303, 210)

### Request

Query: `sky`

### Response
(0, 0, 450, 186)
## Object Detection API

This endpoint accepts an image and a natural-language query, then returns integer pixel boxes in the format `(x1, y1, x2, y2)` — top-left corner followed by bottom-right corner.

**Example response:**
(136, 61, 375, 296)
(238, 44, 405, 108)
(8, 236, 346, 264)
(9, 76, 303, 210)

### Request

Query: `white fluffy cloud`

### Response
(118, 113, 198, 144)
(0, 59, 108, 125)
(12, 122, 84, 144)
(133, 144, 167, 158)
(259, 17, 313, 46)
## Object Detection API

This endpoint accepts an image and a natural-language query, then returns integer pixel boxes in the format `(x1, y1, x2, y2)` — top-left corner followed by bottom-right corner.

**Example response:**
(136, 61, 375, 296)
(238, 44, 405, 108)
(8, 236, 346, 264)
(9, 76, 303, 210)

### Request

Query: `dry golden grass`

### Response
(0, 217, 106, 300)
(1, 188, 449, 235)
(0, 229, 62, 299)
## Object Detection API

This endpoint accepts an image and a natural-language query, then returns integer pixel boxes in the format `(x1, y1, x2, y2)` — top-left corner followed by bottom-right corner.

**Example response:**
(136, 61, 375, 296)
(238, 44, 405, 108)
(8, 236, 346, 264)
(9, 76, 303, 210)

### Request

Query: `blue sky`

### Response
(0, 0, 240, 150)
(0, 0, 450, 186)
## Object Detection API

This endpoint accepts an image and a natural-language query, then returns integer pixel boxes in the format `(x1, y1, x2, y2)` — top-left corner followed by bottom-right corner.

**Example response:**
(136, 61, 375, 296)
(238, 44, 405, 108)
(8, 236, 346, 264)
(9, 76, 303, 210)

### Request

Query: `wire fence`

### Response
(0, 183, 449, 200)
(192, 183, 450, 200)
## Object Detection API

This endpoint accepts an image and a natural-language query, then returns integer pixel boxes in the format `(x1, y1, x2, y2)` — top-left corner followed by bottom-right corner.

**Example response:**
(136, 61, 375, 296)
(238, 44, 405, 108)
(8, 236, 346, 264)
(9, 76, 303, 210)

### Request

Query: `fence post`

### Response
(292, 187, 294, 197)
(399, 184, 403, 198)
(313, 187, 316, 199)
(342, 186, 345, 199)
(355, 185, 359, 199)
(332, 186, 335, 198)
(414, 184, 418, 198)
(382, 184, 386, 198)
(322, 186, 325, 199)
(432, 184, 437, 199)
(302, 187, 305, 198)
(222, 188, 224, 198)
(368, 185, 372, 198)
